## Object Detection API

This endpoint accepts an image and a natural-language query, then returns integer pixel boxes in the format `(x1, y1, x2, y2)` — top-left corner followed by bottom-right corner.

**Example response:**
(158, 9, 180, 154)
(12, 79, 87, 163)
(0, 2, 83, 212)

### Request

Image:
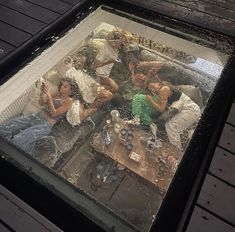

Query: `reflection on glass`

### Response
(0, 20, 225, 231)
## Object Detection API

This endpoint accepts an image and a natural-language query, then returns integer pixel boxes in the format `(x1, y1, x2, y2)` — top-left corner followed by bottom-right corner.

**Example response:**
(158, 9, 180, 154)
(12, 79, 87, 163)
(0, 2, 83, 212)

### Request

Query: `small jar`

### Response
(114, 123, 121, 134)
(111, 110, 120, 123)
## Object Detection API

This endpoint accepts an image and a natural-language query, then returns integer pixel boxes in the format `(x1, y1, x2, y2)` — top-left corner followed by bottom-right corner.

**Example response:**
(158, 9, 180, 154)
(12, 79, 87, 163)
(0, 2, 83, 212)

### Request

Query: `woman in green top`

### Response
(132, 82, 171, 126)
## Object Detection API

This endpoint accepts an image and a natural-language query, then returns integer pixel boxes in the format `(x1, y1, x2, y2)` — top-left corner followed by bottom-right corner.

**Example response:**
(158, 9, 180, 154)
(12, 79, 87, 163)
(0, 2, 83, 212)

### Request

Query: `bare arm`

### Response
(144, 68, 161, 87)
(47, 97, 73, 118)
(42, 84, 73, 118)
(129, 63, 135, 80)
(146, 95, 167, 113)
(92, 58, 116, 70)
(39, 93, 47, 106)
(39, 83, 48, 106)
(138, 61, 162, 71)
(79, 104, 97, 121)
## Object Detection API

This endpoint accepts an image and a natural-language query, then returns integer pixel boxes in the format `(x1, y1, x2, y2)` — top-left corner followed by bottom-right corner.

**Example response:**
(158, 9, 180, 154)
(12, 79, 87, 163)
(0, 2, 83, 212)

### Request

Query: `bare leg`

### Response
(92, 89, 113, 108)
(83, 108, 97, 119)
(80, 104, 97, 121)
(100, 77, 119, 94)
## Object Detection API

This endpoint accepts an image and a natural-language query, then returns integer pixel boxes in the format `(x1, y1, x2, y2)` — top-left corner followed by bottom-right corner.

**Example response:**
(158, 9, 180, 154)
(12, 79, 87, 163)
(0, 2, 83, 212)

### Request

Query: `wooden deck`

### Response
(0, 0, 76, 60)
(0, 0, 234, 73)
(0, 0, 235, 231)
(0, 184, 62, 232)
(0, 0, 93, 83)
(118, 0, 235, 37)
(184, 104, 235, 232)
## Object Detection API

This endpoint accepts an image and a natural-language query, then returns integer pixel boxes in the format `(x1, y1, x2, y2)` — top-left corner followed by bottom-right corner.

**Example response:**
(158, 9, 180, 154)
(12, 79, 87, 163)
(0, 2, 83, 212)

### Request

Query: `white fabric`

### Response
(96, 63, 115, 78)
(65, 67, 100, 104)
(22, 101, 43, 115)
(22, 71, 61, 115)
(170, 97, 184, 112)
(22, 82, 43, 115)
(176, 84, 203, 109)
(165, 93, 201, 150)
(88, 39, 118, 78)
(66, 100, 81, 126)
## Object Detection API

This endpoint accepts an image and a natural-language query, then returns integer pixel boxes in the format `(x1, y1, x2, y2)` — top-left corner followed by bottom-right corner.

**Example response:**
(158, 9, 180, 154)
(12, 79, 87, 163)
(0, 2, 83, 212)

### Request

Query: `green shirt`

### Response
(132, 93, 160, 125)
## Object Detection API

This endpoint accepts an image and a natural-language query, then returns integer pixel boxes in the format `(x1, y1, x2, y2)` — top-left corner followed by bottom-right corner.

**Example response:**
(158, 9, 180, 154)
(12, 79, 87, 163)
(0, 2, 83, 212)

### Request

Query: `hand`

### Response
(40, 82, 46, 96)
(40, 82, 45, 92)
(89, 107, 97, 113)
(42, 84, 52, 99)
(136, 73, 146, 81)
(158, 107, 179, 123)
(146, 95, 153, 102)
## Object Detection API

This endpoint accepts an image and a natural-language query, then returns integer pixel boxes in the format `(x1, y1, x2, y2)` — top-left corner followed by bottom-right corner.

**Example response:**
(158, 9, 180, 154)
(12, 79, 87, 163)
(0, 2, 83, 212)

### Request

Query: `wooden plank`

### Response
(0, 195, 47, 232)
(219, 123, 235, 154)
(162, 0, 235, 22)
(0, 223, 11, 232)
(227, 103, 235, 126)
(0, 21, 31, 46)
(209, 147, 235, 186)
(108, 175, 162, 232)
(203, 0, 235, 12)
(61, 0, 82, 5)
(59, 146, 126, 204)
(186, 206, 235, 232)
(0, 41, 15, 59)
(0, 5, 46, 34)
(91, 125, 182, 192)
(1, 0, 60, 24)
(0, 185, 62, 232)
(121, 0, 235, 36)
(197, 174, 235, 225)
(27, 0, 72, 14)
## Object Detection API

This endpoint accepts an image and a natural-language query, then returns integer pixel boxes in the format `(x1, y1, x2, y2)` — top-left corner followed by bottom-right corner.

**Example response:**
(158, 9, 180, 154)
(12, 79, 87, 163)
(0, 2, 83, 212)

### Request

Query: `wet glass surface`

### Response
(0, 8, 228, 232)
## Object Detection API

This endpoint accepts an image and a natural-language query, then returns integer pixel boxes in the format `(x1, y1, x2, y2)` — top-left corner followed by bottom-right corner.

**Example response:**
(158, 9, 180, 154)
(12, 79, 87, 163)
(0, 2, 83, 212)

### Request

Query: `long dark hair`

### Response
(59, 78, 84, 102)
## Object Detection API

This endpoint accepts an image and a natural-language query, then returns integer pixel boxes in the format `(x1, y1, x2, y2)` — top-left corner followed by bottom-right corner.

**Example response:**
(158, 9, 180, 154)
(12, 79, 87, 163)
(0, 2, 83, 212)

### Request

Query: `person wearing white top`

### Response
(88, 38, 119, 78)
(163, 90, 201, 150)
(65, 59, 113, 108)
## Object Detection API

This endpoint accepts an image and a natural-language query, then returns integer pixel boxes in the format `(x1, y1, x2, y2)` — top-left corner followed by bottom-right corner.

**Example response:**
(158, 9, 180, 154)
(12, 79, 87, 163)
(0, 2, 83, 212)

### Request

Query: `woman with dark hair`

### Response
(0, 78, 95, 154)
(129, 61, 162, 89)
(132, 82, 171, 126)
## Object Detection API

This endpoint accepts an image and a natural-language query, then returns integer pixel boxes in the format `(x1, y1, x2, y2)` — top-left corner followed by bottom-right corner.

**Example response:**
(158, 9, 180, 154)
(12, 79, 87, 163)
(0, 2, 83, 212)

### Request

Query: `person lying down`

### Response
(0, 78, 96, 154)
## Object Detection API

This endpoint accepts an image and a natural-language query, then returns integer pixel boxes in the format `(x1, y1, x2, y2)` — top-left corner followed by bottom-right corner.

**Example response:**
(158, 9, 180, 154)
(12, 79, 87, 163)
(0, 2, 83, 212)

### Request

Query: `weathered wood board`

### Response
(197, 174, 235, 225)
(186, 206, 235, 232)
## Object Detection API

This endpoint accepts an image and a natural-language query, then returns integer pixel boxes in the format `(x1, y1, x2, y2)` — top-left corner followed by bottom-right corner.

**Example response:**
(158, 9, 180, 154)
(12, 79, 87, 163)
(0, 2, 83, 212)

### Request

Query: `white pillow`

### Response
(43, 69, 61, 96)
(176, 85, 203, 109)
(22, 70, 61, 115)
(66, 100, 81, 126)
(22, 101, 43, 115)
(22, 81, 43, 115)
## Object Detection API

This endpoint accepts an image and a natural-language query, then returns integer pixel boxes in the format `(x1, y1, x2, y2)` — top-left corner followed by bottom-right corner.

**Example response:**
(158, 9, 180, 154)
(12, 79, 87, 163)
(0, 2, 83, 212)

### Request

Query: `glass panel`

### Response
(0, 7, 229, 232)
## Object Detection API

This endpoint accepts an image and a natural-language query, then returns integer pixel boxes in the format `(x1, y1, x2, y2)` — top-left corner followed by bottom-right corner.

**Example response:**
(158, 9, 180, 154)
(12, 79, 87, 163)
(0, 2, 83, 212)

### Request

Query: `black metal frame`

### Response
(0, 0, 235, 231)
